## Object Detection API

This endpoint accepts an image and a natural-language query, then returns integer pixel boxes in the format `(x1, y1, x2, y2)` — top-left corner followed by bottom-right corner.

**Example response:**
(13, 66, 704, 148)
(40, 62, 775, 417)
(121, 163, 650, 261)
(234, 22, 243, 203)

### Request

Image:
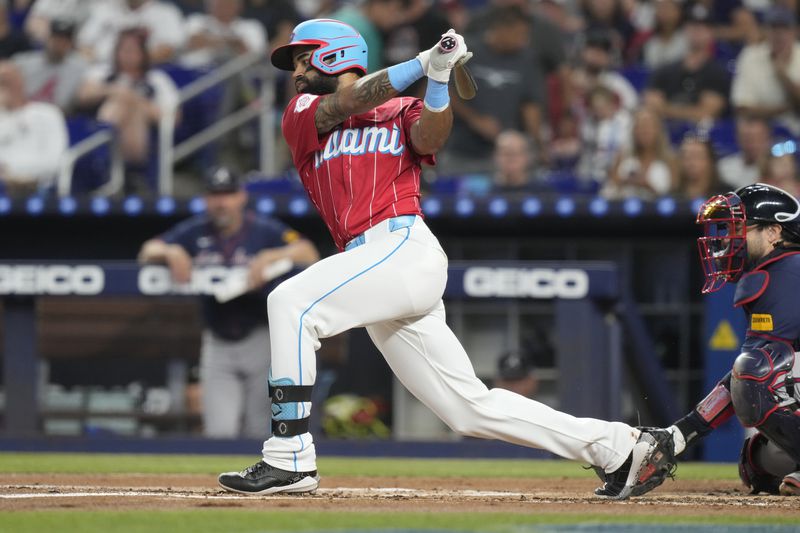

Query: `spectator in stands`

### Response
(24, 0, 97, 45)
(77, 29, 179, 168)
(171, 0, 204, 15)
(642, 0, 687, 70)
(643, 8, 729, 126)
(761, 147, 800, 198)
(580, 0, 636, 61)
(443, 6, 546, 175)
(604, 107, 677, 199)
(676, 134, 726, 198)
(548, 110, 582, 172)
(468, 0, 569, 98)
(383, 0, 449, 98)
(77, 0, 186, 65)
(181, 0, 266, 69)
(241, 0, 301, 50)
(438, 0, 469, 34)
(717, 116, 772, 189)
(494, 350, 539, 399)
(490, 130, 545, 193)
(731, 6, 800, 137)
(684, 0, 759, 45)
(576, 84, 631, 186)
(138, 167, 320, 438)
(13, 19, 87, 113)
(0, 0, 30, 59)
(535, 0, 585, 40)
(288, 0, 336, 20)
(570, 29, 637, 112)
(330, 0, 405, 73)
(0, 61, 68, 195)
(467, 1, 571, 147)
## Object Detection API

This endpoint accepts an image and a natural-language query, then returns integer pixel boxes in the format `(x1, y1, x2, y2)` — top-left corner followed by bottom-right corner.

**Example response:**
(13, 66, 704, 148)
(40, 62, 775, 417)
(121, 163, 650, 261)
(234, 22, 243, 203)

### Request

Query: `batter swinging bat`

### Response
(438, 35, 477, 100)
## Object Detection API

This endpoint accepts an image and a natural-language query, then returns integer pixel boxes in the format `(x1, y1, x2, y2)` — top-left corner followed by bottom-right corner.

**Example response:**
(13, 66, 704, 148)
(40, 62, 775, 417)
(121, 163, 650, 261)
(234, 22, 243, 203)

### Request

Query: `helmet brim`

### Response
(270, 40, 321, 71)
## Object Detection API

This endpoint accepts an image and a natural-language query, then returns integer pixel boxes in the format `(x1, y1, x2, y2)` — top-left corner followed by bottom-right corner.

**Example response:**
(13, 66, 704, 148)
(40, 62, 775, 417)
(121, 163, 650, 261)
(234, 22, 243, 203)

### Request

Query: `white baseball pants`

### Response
(262, 215, 638, 473)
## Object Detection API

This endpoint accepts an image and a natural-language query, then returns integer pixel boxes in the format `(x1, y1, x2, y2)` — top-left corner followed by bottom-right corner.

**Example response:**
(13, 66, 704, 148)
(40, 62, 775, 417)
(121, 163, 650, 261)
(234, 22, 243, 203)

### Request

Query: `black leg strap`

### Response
(270, 384, 314, 403)
(272, 416, 310, 437)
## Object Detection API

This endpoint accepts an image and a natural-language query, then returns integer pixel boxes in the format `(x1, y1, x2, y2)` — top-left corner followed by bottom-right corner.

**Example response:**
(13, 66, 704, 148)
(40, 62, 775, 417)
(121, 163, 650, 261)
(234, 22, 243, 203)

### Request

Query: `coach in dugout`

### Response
(138, 167, 319, 438)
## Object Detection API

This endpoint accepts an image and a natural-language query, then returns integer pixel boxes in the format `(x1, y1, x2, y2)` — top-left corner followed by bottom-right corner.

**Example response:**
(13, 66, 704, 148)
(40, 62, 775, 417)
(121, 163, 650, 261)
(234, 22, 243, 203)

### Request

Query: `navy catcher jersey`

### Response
(734, 249, 800, 352)
(161, 211, 301, 341)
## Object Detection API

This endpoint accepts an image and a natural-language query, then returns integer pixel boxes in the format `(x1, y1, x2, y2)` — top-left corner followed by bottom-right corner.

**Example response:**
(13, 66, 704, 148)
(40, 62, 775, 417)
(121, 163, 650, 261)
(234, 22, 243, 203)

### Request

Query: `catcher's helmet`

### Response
(270, 19, 368, 75)
(736, 183, 800, 241)
(696, 183, 800, 293)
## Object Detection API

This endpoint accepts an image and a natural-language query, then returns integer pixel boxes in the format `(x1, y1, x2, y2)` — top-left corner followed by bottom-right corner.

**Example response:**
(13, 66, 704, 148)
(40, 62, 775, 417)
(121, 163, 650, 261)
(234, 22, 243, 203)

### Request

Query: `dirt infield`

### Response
(1, 473, 799, 518)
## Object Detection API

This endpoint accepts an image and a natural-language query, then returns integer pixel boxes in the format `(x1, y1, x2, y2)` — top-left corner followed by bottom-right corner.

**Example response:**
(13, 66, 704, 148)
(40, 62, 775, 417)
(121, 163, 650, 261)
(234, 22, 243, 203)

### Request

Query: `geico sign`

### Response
(138, 265, 240, 295)
(463, 267, 589, 299)
(0, 265, 104, 295)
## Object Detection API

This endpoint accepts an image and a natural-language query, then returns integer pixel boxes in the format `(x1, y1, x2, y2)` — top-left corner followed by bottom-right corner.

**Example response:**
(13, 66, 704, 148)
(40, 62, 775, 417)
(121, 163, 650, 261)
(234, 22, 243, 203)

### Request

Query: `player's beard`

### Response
(296, 71, 338, 95)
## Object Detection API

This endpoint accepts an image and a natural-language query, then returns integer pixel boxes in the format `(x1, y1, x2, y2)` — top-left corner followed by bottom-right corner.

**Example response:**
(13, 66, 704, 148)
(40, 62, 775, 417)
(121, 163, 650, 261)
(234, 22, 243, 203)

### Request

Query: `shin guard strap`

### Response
(272, 416, 310, 437)
(270, 385, 313, 404)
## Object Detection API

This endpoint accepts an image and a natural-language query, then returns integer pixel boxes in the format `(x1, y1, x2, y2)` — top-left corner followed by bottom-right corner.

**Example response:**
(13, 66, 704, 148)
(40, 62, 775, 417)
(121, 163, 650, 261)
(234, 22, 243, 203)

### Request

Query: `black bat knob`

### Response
(439, 36, 456, 52)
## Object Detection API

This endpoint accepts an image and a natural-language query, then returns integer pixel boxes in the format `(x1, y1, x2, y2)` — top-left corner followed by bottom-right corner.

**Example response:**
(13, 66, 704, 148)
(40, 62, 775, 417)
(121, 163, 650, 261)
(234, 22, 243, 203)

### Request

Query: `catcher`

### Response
(631, 183, 800, 496)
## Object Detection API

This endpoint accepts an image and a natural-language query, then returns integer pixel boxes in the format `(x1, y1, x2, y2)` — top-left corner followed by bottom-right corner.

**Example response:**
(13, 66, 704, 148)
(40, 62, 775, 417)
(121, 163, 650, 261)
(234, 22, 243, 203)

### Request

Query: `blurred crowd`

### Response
(0, 0, 798, 200)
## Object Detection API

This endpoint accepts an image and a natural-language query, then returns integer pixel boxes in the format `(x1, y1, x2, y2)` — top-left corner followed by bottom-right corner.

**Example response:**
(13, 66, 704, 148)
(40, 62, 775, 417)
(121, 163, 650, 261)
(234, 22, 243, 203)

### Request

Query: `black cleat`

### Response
(593, 427, 676, 500)
(218, 460, 320, 495)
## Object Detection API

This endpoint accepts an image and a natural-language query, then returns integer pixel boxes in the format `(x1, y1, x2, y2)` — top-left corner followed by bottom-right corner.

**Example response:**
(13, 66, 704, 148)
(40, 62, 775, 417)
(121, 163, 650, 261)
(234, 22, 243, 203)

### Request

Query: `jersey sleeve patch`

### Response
(294, 94, 318, 113)
(750, 314, 774, 331)
(282, 229, 301, 244)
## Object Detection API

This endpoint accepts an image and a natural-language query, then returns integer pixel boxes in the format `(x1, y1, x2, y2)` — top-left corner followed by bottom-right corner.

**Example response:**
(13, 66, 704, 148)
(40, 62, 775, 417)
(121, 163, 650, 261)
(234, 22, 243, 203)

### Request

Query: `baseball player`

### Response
(218, 19, 673, 499)
(138, 167, 319, 438)
(630, 183, 800, 497)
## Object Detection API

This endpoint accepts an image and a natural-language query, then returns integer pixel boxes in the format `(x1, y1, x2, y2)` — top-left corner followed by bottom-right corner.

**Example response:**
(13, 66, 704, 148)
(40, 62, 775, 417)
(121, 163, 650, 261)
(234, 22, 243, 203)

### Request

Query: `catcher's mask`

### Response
(696, 192, 748, 293)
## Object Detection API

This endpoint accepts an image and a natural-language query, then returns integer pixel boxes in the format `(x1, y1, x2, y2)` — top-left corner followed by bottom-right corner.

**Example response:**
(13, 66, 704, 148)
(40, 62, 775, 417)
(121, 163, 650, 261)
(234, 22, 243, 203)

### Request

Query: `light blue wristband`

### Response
(387, 58, 424, 92)
(424, 79, 450, 112)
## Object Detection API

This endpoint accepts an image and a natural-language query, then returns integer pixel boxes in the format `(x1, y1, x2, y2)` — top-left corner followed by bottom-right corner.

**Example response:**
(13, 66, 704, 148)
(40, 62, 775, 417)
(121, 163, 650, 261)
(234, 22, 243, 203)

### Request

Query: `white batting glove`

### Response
(416, 29, 472, 84)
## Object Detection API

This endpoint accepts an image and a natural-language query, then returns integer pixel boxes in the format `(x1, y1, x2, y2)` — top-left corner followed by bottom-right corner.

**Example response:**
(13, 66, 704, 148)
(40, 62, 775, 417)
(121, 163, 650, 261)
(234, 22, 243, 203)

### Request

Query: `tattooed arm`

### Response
(314, 68, 453, 155)
(314, 71, 398, 133)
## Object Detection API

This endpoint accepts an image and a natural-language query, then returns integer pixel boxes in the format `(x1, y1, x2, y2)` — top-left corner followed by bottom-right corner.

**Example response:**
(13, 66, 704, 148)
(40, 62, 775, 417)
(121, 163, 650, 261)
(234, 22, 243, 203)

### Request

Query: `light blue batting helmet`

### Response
(271, 19, 368, 75)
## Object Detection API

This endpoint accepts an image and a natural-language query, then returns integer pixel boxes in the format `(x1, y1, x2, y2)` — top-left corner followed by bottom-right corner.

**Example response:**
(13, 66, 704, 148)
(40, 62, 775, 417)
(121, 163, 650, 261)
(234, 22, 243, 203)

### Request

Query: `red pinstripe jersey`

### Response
(282, 93, 432, 251)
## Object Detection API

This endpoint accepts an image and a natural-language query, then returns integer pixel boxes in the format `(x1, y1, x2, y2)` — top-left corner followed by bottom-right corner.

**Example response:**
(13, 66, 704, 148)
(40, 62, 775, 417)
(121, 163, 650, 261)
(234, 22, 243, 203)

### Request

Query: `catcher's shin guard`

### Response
(731, 342, 800, 465)
(739, 432, 800, 495)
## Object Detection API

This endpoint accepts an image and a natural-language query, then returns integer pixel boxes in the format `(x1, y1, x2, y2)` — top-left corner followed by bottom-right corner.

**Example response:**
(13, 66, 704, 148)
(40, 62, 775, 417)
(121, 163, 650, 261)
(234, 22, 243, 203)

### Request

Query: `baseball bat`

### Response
(453, 58, 477, 100)
(438, 35, 477, 100)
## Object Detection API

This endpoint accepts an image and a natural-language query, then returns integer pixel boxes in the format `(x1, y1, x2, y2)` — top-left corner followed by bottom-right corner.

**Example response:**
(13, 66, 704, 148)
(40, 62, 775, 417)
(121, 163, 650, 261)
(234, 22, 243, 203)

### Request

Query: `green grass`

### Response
(0, 453, 740, 480)
(0, 510, 797, 533)
(0, 453, 759, 532)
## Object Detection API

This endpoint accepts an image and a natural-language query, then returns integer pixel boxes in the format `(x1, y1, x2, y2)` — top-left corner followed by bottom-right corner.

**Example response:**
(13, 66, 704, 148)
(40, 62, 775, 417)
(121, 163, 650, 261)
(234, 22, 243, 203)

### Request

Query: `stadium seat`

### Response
(620, 66, 650, 94)
(159, 64, 223, 145)
(542, 171, 598, 195)
(66, 117, 115, 194)
(708, 119, 738, 157)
